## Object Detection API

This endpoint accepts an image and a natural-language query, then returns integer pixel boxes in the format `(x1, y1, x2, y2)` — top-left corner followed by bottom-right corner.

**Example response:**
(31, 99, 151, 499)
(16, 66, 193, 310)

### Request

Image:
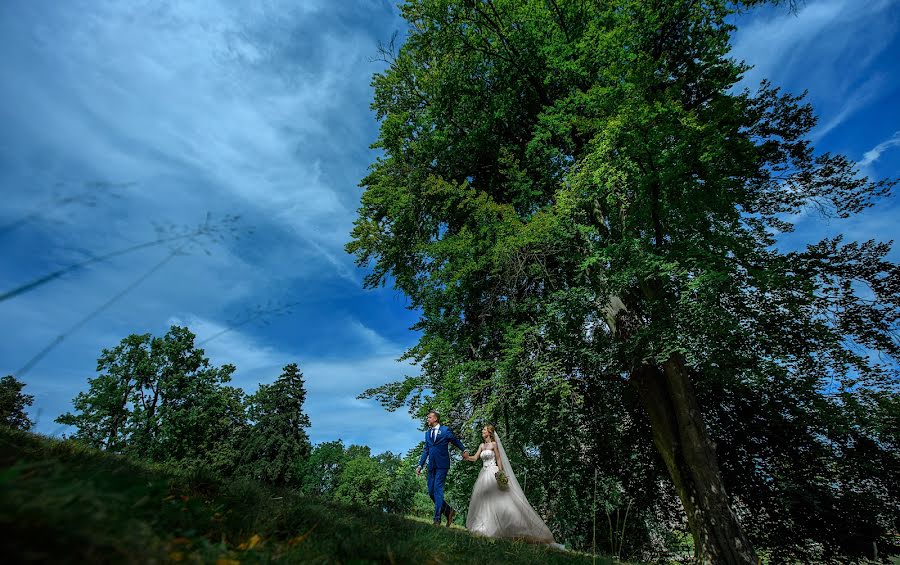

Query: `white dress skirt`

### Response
(465, 444, 555, 543)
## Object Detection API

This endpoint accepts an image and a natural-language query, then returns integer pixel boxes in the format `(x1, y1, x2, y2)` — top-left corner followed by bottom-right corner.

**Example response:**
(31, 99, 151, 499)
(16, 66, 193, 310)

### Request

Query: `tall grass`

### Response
(1, 427, 614, 564)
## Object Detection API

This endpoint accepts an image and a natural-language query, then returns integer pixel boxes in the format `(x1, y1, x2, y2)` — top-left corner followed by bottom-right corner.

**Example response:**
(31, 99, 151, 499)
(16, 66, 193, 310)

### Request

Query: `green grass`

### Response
(0, 427, 613, 564)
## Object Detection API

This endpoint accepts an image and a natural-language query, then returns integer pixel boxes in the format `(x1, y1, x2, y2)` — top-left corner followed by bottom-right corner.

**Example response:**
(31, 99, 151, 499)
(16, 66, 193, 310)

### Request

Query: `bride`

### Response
(463, 425, 556, 544)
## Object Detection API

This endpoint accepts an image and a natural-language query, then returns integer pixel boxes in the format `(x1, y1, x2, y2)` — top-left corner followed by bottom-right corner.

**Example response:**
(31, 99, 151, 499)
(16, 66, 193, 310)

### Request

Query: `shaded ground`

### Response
(0, 427, 612, 564)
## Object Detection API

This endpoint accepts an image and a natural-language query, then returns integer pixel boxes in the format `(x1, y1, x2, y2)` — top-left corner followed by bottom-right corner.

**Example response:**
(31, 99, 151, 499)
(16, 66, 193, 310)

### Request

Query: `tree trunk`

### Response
(631, 355, 757, 564)
(106, 382, 132, 451)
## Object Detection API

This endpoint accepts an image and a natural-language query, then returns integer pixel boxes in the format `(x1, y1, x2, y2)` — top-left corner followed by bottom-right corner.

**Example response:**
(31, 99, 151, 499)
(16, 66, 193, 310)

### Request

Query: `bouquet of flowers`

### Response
(494, 470, 509, 490)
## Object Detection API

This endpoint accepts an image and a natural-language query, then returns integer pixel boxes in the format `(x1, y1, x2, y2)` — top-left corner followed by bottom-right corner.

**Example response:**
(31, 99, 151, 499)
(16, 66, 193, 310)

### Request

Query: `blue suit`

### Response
(418, 424, 466, 523)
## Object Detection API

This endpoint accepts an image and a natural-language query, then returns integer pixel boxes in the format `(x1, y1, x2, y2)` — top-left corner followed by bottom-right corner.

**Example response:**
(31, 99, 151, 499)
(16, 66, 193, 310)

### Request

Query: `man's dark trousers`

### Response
(426, 466, 452, 523)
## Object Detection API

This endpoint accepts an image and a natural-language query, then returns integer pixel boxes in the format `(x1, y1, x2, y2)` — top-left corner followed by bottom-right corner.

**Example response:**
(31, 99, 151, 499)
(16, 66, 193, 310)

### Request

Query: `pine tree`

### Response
(242, 363, 312, 486)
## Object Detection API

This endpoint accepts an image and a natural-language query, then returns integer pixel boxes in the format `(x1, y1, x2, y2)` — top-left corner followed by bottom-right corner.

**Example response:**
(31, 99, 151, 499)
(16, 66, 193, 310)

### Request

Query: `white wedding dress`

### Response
(465, 435, 556, 544)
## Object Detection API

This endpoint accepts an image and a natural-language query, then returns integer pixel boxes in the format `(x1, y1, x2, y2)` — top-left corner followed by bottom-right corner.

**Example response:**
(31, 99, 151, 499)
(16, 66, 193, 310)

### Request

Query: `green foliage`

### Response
(333, 451, 393, 509)
(301, 439, 349, 496)
(240, 363, 312, 486)
(42, 327, 444, 548)
(348, 0, 900, 561)
(55, 326, 246, 475)
(302, 441, 425, 517)
(0, 375, 34, 431)
(2, 427, 605, 564)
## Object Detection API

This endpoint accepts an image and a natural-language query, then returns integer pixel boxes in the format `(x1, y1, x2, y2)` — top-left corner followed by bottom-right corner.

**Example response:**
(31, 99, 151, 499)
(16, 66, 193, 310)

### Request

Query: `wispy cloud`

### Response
(0, 0, 418, 453)
(730, 0, 898, 143)
(169, 314, 420, 454)
(0, 0, 396, 271)
(730, 0, 900, 260)
(859, 130, 900, 167)
(809, 75, 886, 143)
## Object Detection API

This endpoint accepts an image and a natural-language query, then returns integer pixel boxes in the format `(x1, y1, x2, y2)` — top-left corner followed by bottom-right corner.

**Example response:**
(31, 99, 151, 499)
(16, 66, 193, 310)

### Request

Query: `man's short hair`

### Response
(427, 410, 441, 422)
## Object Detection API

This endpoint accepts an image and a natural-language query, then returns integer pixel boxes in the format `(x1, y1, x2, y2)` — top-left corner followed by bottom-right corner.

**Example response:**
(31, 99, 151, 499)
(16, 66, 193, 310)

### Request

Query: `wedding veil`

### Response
(493, 430, 524, 495)
(491, 429, 558, 545)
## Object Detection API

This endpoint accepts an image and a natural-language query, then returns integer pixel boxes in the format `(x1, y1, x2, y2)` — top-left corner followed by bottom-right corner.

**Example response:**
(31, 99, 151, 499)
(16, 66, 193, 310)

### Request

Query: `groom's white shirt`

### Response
(430, 423, 441, 440)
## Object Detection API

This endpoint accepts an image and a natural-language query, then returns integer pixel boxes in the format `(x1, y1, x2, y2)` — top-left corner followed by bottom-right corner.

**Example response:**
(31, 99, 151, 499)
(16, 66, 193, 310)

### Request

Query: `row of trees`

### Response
(348, 0, 900, 562)
(4, 325, 429, 516)
(302, 441, 432, 516)
(52, 326, 308, 482)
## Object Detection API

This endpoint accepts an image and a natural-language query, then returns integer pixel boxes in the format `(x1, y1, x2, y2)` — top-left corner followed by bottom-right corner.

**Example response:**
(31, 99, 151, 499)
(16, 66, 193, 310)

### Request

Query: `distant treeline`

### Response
(2, 325, 433, 518)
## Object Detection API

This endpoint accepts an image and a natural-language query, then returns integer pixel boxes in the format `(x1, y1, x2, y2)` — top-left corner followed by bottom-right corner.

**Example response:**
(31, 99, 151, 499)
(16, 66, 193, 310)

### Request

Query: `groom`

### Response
(416, 410, 468, 526)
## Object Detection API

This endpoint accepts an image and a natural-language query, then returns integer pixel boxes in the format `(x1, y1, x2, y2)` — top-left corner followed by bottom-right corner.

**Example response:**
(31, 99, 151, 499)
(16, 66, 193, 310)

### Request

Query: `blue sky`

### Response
(1, 0, 898, 456)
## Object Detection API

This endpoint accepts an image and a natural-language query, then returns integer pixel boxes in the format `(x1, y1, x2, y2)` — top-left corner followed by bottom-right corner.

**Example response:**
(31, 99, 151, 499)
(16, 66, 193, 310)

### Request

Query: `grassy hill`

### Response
(0, 427, 612, 564)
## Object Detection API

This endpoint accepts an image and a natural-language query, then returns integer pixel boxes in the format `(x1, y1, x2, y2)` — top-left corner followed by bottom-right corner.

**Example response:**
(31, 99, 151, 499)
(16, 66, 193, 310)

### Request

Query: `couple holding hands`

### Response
(415, 410, 556, 544)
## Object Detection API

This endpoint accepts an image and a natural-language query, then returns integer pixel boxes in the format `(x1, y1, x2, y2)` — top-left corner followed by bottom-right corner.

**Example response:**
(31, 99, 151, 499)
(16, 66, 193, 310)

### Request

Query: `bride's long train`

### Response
(464, 432, 557, 545)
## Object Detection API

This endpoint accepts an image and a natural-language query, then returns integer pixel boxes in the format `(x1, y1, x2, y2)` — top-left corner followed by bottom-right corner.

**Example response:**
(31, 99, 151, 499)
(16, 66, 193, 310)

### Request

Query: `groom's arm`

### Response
(417, 440, 428, 474)
(447, 429, 466, 454)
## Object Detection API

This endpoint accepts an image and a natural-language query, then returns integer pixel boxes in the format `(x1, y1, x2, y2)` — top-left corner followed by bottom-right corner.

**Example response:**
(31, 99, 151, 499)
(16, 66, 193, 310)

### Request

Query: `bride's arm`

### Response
(465, 443, 484, 462)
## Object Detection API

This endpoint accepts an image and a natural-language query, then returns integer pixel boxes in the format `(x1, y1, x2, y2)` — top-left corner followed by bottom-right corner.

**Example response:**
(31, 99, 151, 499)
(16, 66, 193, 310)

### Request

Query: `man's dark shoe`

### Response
(446, 508, 456, 527)
(433, 520, 441, 526)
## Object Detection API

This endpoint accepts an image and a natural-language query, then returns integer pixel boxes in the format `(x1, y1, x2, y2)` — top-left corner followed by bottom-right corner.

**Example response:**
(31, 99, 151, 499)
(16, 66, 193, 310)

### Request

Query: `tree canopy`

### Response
(349, 0, 899, 561)
(51, 327, 425, 518)
(1, 375, 35, 431)
(56, 326, 246, 474)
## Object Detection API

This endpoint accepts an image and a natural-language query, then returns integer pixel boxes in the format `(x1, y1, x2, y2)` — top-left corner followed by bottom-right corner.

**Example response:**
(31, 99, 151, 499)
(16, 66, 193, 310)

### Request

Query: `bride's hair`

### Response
(483, 424, 495, 440)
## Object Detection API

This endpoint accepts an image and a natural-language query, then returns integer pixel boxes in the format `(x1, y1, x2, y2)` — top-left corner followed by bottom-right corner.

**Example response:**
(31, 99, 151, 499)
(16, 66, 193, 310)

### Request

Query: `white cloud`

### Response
(730, 0, 898, 142)
(0, 0, 386, 274)
(169, 314, 421, 454)
(732, 0, 896, 87)
(859, 130, 900, 167)
(809, 74, 885, 142)
(731, 0, 847, 88)
(169, 315, 285, 376)
(1, 0, 418, 455)
(348, 317, 400, 356)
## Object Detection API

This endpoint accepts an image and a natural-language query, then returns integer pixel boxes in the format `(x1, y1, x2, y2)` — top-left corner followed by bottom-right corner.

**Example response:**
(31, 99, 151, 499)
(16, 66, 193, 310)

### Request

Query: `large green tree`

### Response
(348, 0, 899, 562)
(0, 375, 34, 431)
(301, 440, 350, 497)
(56, 326, 247, 473)
(332, 447, 414, 512)
(300, 441, 422, 515)
(241, 363, 312, 486)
